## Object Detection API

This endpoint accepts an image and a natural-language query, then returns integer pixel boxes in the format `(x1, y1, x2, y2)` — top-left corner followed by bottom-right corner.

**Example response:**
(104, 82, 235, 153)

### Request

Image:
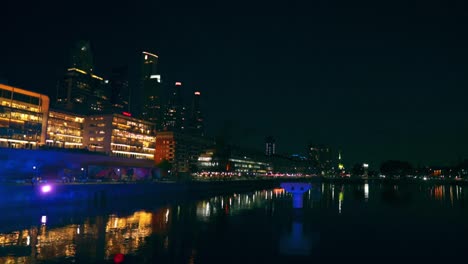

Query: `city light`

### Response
(41, 215, 47, 224)
(41, 185, 52, 193)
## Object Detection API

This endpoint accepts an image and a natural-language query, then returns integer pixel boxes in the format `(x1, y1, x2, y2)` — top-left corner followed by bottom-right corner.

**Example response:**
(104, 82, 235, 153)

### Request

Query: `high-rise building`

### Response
(55, 41, 111, 114)
(109, 65, 130, 112)
(337, 149, 345, 172)
(308, 144, 333, 175)
(163, 82, 186, 132)
(187, 91, 204, 136)
(265, 136, 276, 156)
(141, 51, 162, 128)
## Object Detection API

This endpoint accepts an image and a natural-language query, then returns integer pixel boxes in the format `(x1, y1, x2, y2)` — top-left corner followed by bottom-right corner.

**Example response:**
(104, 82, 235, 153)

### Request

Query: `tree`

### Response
(351, 163, 365, 178)
(157, 159, 172, 178)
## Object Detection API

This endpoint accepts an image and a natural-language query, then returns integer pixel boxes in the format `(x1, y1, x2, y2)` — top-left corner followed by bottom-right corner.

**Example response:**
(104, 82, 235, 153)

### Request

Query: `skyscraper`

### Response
(141, 51, 162, 128)
(109, 65, 130, 112)
(55, 41, 110, 114)
(163, 82, 186, 132)
(188, 91, 204, 136)
(265, 136, 276, 156)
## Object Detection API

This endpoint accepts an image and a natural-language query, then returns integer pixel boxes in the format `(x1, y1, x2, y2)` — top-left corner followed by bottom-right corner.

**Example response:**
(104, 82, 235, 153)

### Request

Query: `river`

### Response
(0, 182, 467, 263)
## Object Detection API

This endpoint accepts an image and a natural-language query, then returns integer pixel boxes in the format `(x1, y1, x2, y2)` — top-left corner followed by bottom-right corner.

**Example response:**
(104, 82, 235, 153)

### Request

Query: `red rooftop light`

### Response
(122, 112, 132, 117)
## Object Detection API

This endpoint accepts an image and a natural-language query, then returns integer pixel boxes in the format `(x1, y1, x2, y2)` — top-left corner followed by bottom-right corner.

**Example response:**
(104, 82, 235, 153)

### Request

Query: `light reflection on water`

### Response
(0, 183, 467, 263)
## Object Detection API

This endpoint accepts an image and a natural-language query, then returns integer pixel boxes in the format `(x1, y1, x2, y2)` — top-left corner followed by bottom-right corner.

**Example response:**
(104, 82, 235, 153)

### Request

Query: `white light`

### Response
(41, 215, 47, 224)
(363, 163, 369, 168)
(165, 209, 170, 223)
(26, 235, 30, 245)
(364, 183, 369, 200)
(77, 227, 80, 234)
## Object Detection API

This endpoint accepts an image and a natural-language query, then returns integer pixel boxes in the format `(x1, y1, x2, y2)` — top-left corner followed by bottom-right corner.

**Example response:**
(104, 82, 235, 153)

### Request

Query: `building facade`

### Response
(46, 109, 85, 149)
(83, 113, 156, 160)
(154, 131, 214, 174)
(141, 51, 163, 128)
(308, 144, 333, 175)
(265, 136, 276, 156)
(0, 84, 49, 149)
(55, 41, 111, 115)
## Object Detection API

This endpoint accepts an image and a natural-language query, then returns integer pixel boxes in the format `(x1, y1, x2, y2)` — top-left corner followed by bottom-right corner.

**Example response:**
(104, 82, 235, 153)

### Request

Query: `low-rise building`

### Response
(0, 83, 49, 149)
(83, 113, 156, 160)
(154, 131, 214, 174)
(46, 109, 85, 148)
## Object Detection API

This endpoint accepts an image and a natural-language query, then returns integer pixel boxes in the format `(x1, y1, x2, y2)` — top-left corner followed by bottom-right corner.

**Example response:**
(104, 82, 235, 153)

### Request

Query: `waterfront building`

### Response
(154, 131, 214, 174)
(46, 109, 85, 149)
(83, 113, 156, 160)
(197, 147, 270, 177)
(55, 41, 111, 115)
(0, 83, 49, 149)
(307, 144, 333, 175)
(265, 136, 276, 156)
(141, 51, 163, 128)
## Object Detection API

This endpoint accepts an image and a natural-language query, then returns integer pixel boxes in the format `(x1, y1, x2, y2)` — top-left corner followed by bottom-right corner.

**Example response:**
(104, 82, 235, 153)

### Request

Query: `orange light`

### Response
(273, 188, 284, 194)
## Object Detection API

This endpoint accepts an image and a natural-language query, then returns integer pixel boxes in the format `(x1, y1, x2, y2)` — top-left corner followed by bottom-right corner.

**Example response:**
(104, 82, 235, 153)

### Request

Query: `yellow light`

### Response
(111, 150, 154, 157)
(142, 51, 158, 58)
(91, 74, 104, 81)
(67, 68, 87, 74)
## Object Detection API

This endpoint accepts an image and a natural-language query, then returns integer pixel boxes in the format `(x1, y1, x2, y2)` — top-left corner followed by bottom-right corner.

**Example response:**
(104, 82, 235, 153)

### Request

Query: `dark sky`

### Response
(1, 0, 468, 168)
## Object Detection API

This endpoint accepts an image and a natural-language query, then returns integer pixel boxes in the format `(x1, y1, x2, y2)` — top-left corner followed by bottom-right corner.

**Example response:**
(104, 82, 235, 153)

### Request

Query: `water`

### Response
(1, 182, 468, 263)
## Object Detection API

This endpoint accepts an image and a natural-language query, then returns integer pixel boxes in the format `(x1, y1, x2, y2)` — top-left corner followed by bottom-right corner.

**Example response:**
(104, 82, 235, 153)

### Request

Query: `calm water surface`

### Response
(1, 182, 468, 263)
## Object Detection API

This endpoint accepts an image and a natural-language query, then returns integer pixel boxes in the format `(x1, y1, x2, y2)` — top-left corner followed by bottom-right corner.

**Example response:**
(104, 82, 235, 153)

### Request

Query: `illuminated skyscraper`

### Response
(188, 91, 204, 136)
(163, 82, 186, 131)
(55, 41, 110, 114)
(337, 150, 345, 171)
(141, 51, 162, 128)
(265, 136, 276, 156)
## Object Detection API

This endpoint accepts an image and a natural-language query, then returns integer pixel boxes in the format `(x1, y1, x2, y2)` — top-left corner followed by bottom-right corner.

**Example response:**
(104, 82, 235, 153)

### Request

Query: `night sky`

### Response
(1, 0, 468, 168)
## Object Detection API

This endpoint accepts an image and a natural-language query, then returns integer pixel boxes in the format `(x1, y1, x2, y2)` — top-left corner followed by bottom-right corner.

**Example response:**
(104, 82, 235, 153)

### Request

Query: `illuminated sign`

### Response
(122, 112, 132, 117)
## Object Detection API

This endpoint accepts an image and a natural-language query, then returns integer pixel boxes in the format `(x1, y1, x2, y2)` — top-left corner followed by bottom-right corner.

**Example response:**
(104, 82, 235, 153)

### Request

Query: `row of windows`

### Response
(0, 89, 41, 105)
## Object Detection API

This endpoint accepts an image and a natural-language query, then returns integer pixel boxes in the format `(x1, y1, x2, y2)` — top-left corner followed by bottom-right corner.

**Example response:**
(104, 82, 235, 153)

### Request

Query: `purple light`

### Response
(41, 185, 52, 193)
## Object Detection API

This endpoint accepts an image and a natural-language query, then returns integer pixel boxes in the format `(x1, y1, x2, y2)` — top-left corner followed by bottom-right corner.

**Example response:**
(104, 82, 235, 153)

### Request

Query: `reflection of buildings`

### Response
(0, 208, 171, 263)
(83, 113, 156, 160)
(0, 83, 50, 149)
